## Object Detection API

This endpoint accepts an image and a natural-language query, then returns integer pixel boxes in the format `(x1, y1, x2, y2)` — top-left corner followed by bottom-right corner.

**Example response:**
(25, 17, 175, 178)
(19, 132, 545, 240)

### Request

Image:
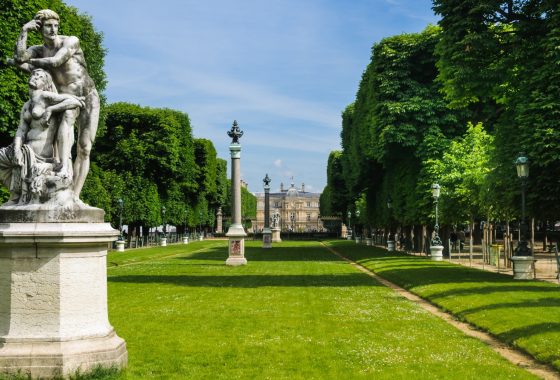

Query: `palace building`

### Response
(253, 181, 323, 232)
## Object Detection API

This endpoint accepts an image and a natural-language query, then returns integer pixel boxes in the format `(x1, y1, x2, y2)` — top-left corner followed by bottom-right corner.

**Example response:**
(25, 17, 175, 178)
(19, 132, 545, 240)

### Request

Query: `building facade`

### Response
(253, 181, 323, 232)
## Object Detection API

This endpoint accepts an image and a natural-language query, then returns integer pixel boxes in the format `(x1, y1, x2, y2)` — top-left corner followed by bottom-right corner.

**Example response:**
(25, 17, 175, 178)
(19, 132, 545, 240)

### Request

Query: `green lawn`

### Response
(326, 240, 560, 372)
(98, 240, 538, 379)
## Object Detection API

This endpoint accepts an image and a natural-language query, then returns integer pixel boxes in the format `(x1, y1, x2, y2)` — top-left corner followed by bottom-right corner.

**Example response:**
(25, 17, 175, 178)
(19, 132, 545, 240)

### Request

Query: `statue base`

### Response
(271, 227, 282, 243)
(511, 256, 535, 280)
(0, 219, 127, 378)
(430, 245, 444, 261)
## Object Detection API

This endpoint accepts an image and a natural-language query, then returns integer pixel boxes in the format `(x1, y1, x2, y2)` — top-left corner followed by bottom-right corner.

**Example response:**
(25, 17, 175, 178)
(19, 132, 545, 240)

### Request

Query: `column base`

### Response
(263, 229, 272, 248)
(226, 234, 246, 266)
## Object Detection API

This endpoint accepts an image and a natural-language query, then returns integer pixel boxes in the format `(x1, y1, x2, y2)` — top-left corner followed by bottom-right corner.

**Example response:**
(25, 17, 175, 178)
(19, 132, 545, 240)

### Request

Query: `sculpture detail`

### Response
(6, 9, 100, 208)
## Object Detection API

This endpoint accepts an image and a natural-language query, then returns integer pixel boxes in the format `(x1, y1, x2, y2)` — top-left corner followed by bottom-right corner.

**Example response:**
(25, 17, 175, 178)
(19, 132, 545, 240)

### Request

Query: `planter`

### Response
(365, 238, 372, 246)
(160, 237, 167, 247)
(430, 245, 444, 261)
(511, 256, 535, 280)
(387, 240, 395, 251)
(116, 240, 125, 252)
(182, 236, 189, 244)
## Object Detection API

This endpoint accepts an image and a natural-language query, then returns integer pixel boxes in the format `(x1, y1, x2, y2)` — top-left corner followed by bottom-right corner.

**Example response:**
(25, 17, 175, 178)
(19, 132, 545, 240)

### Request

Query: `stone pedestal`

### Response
(341, 224, 347, 239)
(355, 237, 361, 244)
(198, 235, 203, 241)
(387, 240, 395, 251)
(226, 226, 247, 266)
(365, 238, 372, 246)
(271, 227, 282, 243)
(263, 228, 272, 249)
(160, 236, 167, 246)
(511, 256, 535, 279)
(0, 220, 127, 378)
(430, 245, 444, 261)
(182, 236, 189, 244)
(116, 240, 125, 252)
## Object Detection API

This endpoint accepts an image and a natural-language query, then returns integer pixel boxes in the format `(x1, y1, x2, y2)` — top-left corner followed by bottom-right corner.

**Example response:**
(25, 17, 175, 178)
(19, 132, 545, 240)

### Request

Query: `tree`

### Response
(433, 0, 560, 218)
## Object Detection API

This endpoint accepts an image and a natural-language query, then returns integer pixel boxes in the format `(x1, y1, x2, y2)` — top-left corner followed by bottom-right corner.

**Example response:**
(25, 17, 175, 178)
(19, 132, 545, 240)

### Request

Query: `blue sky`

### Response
(64, 0, 439, 194)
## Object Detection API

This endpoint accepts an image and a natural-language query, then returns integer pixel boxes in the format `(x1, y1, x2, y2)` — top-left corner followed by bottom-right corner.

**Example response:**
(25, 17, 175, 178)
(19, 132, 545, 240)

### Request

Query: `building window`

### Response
(307, 202, 311, 207)
(275, 202, 280, 208)
(307, 213, 311, 221)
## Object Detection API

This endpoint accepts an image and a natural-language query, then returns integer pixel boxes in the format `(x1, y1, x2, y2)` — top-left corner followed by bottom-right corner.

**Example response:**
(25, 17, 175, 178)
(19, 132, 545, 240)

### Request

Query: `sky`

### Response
(64, 0, 439, 194)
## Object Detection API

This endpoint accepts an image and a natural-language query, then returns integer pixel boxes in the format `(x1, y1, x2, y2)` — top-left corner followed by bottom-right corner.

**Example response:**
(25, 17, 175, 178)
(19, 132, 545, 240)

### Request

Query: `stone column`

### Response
(225, 121, 247, 266)
(262, 174, 272, 248)
(216, 207, 223, 234)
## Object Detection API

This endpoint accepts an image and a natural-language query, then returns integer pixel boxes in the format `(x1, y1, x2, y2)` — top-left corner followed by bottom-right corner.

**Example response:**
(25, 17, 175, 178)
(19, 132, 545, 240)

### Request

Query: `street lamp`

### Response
(161, 206, 167, 238)
(117, 198, 124, 241)
(386, 197, 395, 250)
(347, 210, 352, 239)
(199, 211, 203, 238)
(431, 184, 442, 246)
(514, 154, 531, 256)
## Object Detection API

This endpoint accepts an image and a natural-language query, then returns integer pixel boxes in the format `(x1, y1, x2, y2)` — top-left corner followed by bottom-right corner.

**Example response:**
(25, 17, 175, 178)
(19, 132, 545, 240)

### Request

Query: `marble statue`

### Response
(0, 68, 84, 205)
(10, 9, 100, 200)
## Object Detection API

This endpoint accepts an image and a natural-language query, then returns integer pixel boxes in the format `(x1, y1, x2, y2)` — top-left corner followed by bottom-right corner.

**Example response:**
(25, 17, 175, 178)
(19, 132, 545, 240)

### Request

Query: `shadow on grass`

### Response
(108, 273, 381, 288)
(180, 245, 343, 263)
(498, 322, 560, 345)
(457, 297, 560, 317)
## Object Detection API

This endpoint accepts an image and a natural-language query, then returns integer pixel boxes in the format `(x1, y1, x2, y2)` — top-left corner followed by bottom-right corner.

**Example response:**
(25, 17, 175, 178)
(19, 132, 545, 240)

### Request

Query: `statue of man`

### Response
(13, 9, 99, 200)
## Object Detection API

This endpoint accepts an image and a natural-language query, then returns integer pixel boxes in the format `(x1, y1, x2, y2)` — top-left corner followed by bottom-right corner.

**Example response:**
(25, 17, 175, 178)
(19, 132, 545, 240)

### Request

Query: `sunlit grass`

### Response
(327, 240, 560, 372)
(97, 240, 537, 379)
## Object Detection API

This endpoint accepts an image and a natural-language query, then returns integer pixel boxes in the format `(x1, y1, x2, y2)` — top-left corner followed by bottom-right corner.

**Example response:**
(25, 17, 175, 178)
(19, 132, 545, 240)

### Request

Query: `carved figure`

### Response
(0, 69, 84, 205)
(12, 9, 100, 199)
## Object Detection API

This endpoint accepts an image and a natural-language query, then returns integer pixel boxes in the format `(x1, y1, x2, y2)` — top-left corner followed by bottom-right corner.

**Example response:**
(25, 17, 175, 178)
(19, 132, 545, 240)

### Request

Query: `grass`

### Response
(326, 240, 560, 372)
(100, 240, 538, 379)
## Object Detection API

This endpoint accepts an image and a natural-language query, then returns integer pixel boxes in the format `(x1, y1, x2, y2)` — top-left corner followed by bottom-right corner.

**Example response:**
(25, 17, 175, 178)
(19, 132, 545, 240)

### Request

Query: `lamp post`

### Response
(347, 210, 352, 240)
(160, 205, 167, 246)
(262, 173, 272, 248)
(199, 211, 203, 241)
(511, 154, 534, 279)
(183, 211, 189, 244)
(355, 209, 361, 244)
(387, 197, 395, 251)
(117, 198, 124, 241)
(429, 184, 443, 260)
(115, 198, 125, 252)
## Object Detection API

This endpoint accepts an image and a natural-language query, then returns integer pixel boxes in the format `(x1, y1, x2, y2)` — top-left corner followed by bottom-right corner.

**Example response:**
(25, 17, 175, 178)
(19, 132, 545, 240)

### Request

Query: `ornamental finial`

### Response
(263, 173, 271, 186)
(227, 120, 244, 143)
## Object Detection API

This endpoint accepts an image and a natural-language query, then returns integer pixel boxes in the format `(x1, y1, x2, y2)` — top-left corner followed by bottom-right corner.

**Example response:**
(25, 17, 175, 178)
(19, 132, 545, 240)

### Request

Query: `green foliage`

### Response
(425, 122, 494, 224)
(433, 0, 560, 218)
(93, 102, 200, 228)
(334, 26, 466, 229)
(0, 0, 107, 145)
